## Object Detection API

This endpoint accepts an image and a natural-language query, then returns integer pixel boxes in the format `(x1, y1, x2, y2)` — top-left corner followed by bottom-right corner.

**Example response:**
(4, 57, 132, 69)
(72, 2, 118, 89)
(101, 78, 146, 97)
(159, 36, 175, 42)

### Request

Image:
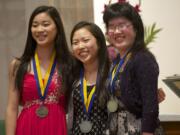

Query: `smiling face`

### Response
(31, 12, 57, 47)
(107, 17, 136, 53)
(71, 28, 99, 65)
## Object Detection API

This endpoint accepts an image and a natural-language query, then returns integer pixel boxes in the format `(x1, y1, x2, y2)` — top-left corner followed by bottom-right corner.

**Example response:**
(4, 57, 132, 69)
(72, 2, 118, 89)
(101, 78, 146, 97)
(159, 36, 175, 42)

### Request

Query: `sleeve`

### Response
(134, 52, 159, 133)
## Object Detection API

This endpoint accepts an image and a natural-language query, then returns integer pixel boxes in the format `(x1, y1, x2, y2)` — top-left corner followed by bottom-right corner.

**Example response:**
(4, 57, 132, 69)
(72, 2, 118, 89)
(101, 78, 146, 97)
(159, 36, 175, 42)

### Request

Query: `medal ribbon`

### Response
(33, 50, 56, 100)
(80, 70, 96, 114)
(109, 53, 131, 94)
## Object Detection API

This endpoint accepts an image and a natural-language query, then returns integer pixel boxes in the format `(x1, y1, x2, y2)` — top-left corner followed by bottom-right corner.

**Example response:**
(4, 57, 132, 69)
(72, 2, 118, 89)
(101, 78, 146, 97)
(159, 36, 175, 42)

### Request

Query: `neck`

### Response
(36, 46, 54, 61)
(83, 60, 98, 85)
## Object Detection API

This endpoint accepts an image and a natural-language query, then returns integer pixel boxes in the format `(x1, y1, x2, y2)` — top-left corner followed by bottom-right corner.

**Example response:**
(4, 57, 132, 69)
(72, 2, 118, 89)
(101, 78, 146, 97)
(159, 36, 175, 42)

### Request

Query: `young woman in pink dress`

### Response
(5, 6, 72, 135)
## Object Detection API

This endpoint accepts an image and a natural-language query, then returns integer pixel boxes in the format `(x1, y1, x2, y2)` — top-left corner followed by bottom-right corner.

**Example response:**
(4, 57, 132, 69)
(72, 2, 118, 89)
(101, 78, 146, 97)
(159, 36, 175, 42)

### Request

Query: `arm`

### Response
(135, 52, 159, 134)
(5, 59, 20, 135)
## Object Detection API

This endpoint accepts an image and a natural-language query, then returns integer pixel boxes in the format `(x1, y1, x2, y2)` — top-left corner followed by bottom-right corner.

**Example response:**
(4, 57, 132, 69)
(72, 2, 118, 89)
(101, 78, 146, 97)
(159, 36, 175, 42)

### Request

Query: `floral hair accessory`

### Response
(134, 4, 141, 12)
(102, 0, 141, 13)
(133, 0, 141, 12)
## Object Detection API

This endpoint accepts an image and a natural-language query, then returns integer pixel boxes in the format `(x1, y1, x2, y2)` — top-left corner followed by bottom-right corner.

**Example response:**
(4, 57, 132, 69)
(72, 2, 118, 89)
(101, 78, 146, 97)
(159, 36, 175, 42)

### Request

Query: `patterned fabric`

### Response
(71, 81, 108, 135)
(108, 101, 142, 135)
(108, 109, 164, 135)
(23, 91, 59, 109)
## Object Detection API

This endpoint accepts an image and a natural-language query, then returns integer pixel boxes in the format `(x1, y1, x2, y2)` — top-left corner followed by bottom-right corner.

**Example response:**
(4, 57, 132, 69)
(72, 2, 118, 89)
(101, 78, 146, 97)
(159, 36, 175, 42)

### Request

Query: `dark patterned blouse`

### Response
(71, 81, 108, 135)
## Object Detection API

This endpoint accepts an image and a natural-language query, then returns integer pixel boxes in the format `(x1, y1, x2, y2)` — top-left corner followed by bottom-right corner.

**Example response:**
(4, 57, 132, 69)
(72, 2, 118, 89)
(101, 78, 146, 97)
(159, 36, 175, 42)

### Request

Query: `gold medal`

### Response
(36, 105, 49, 118)
(79, 120, 92, 133)
(107, 97, 118, 112)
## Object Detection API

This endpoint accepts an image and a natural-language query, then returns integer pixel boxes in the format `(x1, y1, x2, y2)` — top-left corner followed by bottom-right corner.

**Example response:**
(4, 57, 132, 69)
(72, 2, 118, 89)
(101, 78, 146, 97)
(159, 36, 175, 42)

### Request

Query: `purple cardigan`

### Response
(114, 50, 159, 132)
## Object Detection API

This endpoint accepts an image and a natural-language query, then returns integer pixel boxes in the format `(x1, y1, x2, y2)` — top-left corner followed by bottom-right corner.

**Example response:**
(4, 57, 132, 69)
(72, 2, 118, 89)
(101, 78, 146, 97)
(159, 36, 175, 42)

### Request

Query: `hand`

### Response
(157, 88, 166, 103)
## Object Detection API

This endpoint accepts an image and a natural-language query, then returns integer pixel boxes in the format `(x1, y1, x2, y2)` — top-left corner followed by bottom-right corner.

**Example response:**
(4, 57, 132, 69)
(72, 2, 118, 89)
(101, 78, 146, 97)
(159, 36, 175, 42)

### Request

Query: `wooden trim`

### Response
(161, 121, 180, 135)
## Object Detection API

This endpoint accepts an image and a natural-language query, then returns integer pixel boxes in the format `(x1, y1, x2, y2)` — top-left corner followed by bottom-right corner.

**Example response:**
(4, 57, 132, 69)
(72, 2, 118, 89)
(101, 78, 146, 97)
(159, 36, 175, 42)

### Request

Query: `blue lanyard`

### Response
(108, 54, 126, 94)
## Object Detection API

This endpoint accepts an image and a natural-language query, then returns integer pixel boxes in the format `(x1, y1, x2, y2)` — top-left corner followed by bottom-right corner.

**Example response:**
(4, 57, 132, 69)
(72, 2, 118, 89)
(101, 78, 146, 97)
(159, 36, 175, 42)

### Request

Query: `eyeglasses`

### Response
(108, 23, 132, 33)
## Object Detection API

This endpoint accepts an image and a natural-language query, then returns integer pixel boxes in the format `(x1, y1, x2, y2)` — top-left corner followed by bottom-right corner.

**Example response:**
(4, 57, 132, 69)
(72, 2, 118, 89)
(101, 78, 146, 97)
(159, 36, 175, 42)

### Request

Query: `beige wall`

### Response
(0, 0, 93, 119)
(0, 0, 26, 119)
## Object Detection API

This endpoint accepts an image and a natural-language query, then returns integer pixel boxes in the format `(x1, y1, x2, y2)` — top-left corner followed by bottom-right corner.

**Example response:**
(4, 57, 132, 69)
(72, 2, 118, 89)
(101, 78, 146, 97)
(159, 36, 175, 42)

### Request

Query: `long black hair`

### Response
(70, 21, 110, 106)
(103, 2, 147, 55)
(14, 6, 73, 104)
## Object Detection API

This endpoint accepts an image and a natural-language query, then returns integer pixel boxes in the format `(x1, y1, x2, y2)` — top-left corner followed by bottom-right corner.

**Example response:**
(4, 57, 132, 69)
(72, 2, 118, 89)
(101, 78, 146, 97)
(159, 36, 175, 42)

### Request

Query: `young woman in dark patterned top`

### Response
(67, 21, 110, 135)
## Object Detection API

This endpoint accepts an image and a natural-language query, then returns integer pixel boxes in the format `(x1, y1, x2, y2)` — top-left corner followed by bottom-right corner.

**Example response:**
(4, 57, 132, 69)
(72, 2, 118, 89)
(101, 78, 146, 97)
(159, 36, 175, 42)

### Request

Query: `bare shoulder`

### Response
(10, 58, 20, 66)
(9, 59, 20, 77)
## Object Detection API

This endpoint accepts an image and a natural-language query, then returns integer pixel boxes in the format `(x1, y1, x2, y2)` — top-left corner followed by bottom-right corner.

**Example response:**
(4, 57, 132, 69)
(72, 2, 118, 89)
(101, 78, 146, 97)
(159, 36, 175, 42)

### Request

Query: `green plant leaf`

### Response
(144, 23, 162, 46)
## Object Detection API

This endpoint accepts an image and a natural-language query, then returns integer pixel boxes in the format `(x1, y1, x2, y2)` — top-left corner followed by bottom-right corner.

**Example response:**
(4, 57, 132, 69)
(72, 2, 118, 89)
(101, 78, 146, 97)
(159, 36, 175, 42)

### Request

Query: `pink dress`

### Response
(16, 70, 67, 135)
